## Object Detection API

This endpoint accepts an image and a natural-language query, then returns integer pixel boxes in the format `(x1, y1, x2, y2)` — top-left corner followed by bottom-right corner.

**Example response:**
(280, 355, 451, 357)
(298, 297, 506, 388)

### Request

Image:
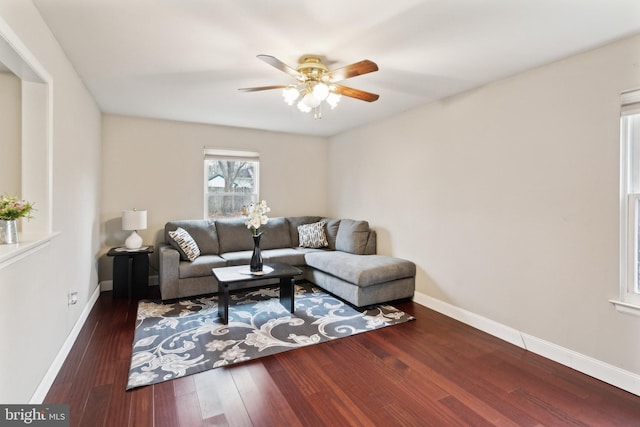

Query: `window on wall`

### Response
(204, 148, 260, 218)
(618, 89, 640, 313)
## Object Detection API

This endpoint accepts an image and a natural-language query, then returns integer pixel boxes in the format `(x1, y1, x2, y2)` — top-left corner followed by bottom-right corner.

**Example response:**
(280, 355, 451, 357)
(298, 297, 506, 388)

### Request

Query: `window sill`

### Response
(609, 299, 640, 317)
(0, 232, 60, 270)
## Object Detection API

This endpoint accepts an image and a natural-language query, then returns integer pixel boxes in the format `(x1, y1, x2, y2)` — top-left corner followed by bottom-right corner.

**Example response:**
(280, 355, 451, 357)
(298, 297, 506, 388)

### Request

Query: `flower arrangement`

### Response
(241, 200, 270, 236)
(0, 195, 34, 221)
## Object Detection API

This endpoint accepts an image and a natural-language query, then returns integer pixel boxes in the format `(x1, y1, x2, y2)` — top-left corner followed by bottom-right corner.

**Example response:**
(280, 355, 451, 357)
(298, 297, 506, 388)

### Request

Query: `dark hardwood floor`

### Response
(44, 286, 640, 426)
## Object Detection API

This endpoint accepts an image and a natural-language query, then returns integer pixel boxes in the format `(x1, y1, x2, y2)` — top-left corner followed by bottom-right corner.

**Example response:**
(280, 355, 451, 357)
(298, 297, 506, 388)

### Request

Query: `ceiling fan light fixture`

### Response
(282, 86, 299, 105)
(302, 91, 321, 109)
(326, 92, 341, 109)
(312, 82, 330, 101)
(297, 99, 312, 113)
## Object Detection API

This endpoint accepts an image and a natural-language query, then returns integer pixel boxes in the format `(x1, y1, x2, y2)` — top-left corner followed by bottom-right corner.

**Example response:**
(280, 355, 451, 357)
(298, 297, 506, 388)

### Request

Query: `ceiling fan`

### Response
(239, 55, 379, 119)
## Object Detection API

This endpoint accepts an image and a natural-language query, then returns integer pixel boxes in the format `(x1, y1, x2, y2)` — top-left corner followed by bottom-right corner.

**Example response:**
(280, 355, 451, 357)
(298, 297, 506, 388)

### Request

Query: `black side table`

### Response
(107, 246, 154, 298)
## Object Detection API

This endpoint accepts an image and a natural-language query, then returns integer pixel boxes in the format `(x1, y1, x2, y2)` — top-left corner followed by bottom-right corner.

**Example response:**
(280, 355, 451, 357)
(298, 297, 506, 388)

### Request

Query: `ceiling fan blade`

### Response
(238, 85, 289, 92)
(325, 60, 378, 82)
(332, 84, 379, 102)
(257, 55, 302, 80)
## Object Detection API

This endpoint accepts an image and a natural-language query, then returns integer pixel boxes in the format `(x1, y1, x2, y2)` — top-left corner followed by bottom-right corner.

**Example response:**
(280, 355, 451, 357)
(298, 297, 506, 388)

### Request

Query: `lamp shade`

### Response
(122, 210, 147, 231)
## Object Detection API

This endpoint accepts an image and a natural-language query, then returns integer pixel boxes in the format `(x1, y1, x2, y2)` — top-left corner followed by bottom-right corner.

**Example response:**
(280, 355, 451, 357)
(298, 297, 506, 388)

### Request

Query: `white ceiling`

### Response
(31, 0, 640, 137)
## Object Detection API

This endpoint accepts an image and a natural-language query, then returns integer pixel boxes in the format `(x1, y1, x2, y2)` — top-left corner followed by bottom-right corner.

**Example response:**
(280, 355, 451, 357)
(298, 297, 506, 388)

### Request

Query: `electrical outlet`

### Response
(68, 292, 78, 305)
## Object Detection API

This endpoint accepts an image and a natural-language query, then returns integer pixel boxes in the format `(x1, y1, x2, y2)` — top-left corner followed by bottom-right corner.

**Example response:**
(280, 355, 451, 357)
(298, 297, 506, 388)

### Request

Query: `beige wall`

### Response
(0, 72, 20, 195)
(100, 114, 328, 279)
(328, 34, 640, 375)
(0, 1, 102, 403)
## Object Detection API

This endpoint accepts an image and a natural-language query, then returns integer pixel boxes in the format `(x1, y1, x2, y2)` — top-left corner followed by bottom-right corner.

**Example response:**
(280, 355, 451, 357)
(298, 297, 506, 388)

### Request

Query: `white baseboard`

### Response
(413, 290, 640, 397)
(29, 284, 101, 403)
(521, 333, 640, 396)
(413, 292, 526, 349)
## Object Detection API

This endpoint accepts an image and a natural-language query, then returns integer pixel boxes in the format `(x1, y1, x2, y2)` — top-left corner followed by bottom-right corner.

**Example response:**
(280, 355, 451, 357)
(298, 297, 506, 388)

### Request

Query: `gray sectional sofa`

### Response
(158, 216, 415, 307)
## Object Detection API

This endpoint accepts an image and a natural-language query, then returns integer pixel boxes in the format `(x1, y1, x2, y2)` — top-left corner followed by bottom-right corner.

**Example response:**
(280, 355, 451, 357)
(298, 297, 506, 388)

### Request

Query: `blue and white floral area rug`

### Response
(127, 282, 414, 389)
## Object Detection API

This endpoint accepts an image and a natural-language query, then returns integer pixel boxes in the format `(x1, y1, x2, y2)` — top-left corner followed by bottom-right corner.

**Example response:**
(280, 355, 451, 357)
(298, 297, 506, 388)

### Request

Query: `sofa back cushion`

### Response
(215, 217, 254, 253)
(165, 220, 219, 255)
(322, 218, 341, 250)
(216, 216, 292, 253)
(335, 219, 371, 255)
(260, 217, 292, 249)
(364, 229, 377, 255)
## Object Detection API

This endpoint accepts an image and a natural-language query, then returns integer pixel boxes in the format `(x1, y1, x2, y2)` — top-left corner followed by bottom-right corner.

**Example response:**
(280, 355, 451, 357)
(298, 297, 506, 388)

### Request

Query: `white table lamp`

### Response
(122, 209, 147, 249)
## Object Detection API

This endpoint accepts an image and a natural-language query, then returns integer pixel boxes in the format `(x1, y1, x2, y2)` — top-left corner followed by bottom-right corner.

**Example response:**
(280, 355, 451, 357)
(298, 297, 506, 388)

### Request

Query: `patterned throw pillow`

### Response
(298, 221, 329, 249)
(168, 227, 201, 261)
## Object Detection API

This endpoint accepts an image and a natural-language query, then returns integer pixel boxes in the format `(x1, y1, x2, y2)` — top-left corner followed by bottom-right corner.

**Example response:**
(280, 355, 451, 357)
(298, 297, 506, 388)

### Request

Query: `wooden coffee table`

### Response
(211, 262, 303, 324)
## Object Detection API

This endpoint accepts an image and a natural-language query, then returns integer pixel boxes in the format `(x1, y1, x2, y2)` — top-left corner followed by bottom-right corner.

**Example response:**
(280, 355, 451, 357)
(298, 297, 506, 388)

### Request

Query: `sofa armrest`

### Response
(159, 243, 180, 300)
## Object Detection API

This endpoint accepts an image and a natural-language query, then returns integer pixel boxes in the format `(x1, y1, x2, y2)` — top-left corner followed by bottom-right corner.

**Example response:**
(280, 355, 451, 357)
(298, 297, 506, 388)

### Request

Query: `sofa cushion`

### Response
(168, 227, 201, 261)
(262, 248, 314, 266)
(260, 217, 292, 249)
(298, 221, 329, 248)
(364, 230, 377, 255)
(216, 216, 292, 253)
(215, 217, 254, 253)
(322, 218, 341, 250)
(288, 216, 323, 246)
(219, 250, 253, 266)
(179, 254, 227, 279)
(335, 219, 370, 255)
(165, 220, 219, 255)
(305, 251, 416, 287)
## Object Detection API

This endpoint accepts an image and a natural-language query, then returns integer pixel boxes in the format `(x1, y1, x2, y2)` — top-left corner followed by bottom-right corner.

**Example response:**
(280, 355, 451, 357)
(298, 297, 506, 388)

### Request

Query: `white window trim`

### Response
(204, 148, 260, 162)
(612, 90, 640, 316)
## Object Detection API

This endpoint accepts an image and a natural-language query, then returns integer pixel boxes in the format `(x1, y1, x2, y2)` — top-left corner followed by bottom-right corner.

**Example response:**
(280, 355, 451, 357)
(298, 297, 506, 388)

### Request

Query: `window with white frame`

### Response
(619, 89, 640, 310)
(204, 148, 259, 218)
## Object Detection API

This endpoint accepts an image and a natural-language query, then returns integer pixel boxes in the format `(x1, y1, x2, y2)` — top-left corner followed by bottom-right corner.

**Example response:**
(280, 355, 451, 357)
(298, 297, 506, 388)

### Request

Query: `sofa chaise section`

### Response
(305, 251, 416, 307)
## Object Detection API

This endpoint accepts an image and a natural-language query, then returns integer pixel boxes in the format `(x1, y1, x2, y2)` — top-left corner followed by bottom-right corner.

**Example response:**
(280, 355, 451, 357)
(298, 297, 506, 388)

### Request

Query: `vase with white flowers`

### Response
(0, 195, 35, 244)
(241, 200, 270, 272)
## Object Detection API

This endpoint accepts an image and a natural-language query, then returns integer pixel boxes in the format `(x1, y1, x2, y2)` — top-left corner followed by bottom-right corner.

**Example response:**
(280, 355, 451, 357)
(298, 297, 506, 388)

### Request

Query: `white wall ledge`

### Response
(610, 299, 640, 317)
(0, 232, 60, 270)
